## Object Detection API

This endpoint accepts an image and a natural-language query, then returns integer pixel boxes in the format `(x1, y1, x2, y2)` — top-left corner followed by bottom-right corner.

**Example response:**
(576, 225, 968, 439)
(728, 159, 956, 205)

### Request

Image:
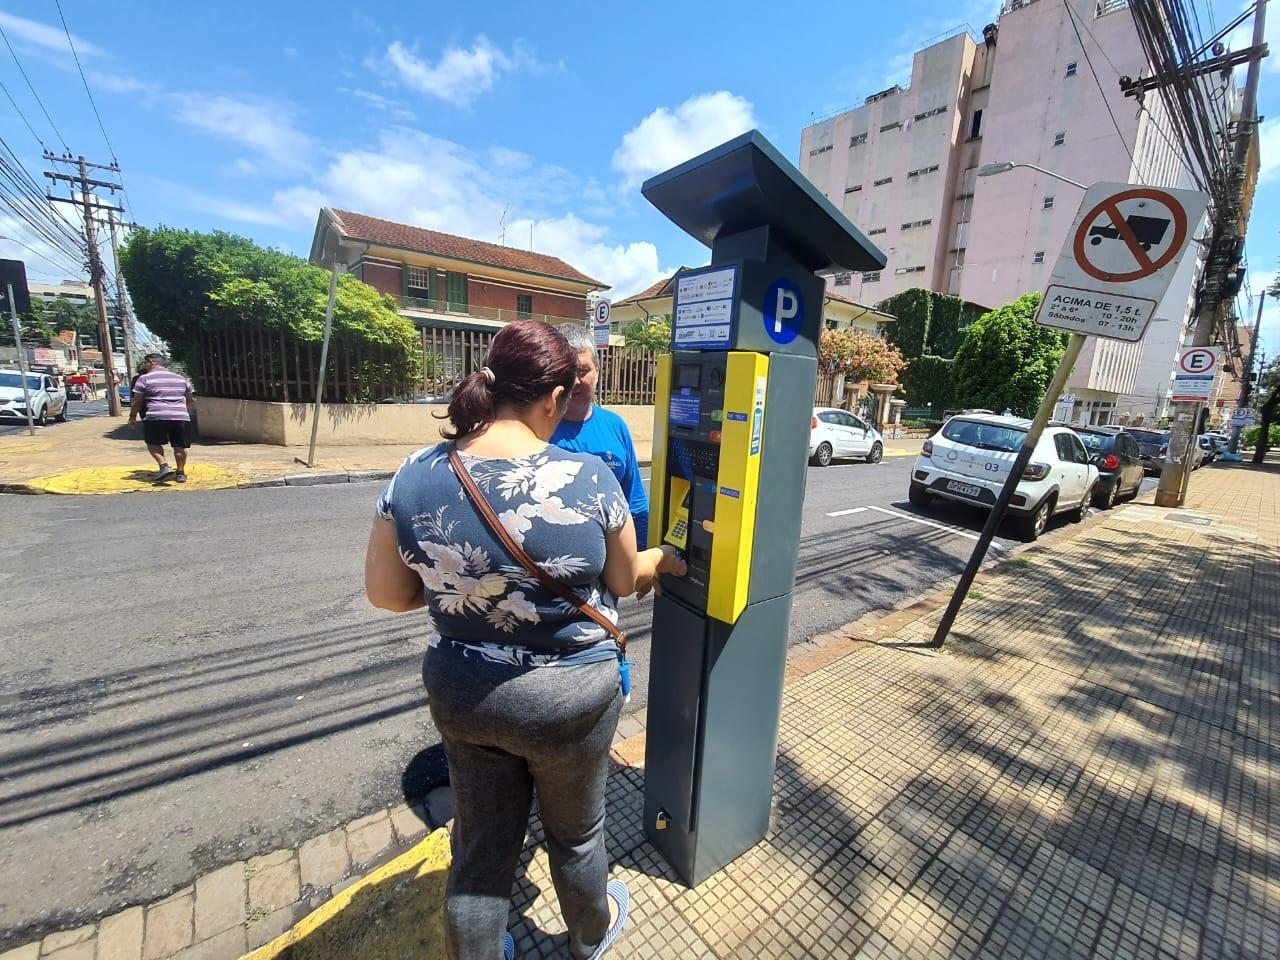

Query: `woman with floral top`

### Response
(365, 320, 685, 960)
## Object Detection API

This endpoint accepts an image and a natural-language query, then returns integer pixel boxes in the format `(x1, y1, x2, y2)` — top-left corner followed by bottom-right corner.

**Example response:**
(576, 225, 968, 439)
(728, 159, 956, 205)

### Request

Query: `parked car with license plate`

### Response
(808, 407, 884, 466)
(1071, 426, 1144, 509)
(1127, 428, 1169, 474)
(0, 370, 68, 425)
(909, 413, 1098, 541)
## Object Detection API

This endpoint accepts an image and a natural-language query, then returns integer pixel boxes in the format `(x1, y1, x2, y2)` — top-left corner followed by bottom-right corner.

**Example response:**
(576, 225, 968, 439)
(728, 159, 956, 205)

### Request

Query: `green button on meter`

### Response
(710, 409, 724, 422)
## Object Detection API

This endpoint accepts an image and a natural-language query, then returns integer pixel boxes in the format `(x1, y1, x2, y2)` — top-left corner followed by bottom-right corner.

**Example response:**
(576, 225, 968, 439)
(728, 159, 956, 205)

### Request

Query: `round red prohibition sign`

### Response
(1178, 347, 1217, 374)
(1072, 187, 1188, 283)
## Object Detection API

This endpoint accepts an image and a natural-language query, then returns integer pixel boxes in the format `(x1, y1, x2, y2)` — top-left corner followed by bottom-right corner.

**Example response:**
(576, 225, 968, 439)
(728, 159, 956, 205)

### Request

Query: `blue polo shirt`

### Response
(552, 405, 649, 546)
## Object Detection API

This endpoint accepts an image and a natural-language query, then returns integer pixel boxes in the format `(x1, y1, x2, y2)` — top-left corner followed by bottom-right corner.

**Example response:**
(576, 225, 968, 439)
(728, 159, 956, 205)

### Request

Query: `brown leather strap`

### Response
(448, 445, 626, 655)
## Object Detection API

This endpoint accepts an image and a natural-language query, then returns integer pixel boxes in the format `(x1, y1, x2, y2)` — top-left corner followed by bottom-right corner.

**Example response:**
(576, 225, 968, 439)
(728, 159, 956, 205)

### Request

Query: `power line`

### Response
(1063, 0, 1147, 181)
(0, 20, 71, 152)
(0, 76, 47, 150)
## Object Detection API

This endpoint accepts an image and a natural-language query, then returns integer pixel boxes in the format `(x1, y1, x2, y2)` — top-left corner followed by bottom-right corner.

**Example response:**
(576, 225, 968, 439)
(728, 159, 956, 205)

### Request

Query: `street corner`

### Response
(21, 463, 248, 495)
(244, 828, 451, 960)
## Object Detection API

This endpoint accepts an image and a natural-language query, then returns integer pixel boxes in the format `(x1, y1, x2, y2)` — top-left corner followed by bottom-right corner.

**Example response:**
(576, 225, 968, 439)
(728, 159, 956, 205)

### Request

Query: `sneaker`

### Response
(585, 880, 629, 959)
(155, 464, 174, 482)
(175, 471, 187, 484)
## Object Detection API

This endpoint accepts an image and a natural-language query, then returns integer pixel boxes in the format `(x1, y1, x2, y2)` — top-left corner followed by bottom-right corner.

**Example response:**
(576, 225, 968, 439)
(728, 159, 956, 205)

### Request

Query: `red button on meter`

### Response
(708, 430, 722, 443)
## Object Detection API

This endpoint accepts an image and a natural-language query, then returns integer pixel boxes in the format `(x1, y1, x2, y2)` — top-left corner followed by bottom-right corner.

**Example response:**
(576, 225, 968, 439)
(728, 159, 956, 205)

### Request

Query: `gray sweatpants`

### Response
(424, 646, 622, 960)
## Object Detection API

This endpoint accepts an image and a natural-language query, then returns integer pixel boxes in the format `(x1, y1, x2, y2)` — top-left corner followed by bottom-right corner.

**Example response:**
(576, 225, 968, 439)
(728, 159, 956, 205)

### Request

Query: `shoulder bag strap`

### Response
(448, 445, 626, 654)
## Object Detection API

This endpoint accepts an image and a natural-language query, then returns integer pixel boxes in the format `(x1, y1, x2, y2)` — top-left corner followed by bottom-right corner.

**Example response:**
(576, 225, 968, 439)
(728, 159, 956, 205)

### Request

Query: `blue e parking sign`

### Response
(763, 279, 803, 344)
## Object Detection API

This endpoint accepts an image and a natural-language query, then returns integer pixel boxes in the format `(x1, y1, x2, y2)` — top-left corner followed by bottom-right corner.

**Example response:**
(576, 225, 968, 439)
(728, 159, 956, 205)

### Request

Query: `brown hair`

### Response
(443, 320, 578, 438)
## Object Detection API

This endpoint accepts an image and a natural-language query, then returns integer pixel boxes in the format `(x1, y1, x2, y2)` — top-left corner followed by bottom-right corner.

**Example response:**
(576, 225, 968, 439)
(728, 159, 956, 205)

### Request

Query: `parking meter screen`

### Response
(669, 364, 703, 428)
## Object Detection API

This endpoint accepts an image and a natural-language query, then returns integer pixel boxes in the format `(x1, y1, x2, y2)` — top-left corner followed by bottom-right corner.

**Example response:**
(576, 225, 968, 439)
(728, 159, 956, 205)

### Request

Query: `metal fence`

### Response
(422, 326, 661, 405)
(196, 327, 415, 402)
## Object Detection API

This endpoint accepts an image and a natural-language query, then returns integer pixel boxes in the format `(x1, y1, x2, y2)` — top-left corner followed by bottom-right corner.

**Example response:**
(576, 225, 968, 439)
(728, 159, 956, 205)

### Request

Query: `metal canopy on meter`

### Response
(1035, 182, 1208, 342)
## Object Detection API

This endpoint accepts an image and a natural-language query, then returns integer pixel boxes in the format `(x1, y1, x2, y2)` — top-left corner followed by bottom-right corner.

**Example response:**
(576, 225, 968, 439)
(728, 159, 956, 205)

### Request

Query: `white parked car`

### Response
(909, 413, 1098, 541)
(0, 370, 68, 425)
(808, 407, 884, 466)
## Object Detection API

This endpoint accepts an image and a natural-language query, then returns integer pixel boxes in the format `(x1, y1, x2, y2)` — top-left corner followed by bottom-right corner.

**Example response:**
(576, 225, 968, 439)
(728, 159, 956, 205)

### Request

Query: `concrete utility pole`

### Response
(1228, 288, 1265, 452)
(1155, 0, 1267, 505)
(105, 209, 136, 383)
(44, 153, 126, 416)
(6, 283, 37, 437)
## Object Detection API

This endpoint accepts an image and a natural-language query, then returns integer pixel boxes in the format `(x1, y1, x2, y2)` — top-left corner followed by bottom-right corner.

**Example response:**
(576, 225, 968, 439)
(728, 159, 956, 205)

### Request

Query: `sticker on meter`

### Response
(750, 375, 765, 455)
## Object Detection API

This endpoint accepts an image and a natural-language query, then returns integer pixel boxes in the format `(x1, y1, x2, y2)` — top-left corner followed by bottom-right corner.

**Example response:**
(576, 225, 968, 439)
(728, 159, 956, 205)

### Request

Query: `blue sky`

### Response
(0, 0, 1275, 351)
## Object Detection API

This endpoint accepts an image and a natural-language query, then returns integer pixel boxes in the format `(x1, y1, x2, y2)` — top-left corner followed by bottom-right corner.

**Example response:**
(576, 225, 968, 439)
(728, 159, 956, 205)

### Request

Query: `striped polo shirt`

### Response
(134, 368, 194, 421)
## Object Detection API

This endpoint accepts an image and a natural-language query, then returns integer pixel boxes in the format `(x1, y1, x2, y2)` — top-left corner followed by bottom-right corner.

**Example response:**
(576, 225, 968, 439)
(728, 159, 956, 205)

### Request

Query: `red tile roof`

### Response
(330, 209, 604, 288)
(615, 268, 692, 306)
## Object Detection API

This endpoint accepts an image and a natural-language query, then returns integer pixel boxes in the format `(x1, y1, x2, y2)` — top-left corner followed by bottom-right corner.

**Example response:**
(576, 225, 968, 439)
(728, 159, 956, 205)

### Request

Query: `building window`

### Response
(1053, 131, 1066, 146)
(445, 271, 468, 310)
(825, 318, 839, 331)
(879, 121, 901, 133)
(1096, 0, 1130, 17)
(900, 219, 933, 230)
(809, 144, 833, 157)
(863, 271, 881, 283)
(833, 271, 852, 286)
(907, 164, 940, 178)
(969, 109, 983, 139)
(1033, 251, 1046, 264)
(406, 265, 432, 298)
(844, 184, 863, 193)
(1043, 195, 1055, 209)
(894, 266, 926, 275)
(516, 294, 533, 319)
(1065, 61, 1078, 77)
(913, 105, 948, 121)
(850, 132, 868, 146)
(868, 227, 888, 236)
(873, 176, 893, 186)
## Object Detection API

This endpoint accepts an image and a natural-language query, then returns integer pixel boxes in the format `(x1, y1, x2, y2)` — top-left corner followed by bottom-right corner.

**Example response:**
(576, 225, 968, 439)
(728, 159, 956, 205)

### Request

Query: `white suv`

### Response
(909, 413, 1098, 541)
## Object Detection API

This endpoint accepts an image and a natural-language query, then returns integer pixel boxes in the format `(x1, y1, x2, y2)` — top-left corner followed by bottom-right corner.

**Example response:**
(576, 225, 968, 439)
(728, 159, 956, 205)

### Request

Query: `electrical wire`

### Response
(0, 76, 49, 151)
(0, 20, 71, 153)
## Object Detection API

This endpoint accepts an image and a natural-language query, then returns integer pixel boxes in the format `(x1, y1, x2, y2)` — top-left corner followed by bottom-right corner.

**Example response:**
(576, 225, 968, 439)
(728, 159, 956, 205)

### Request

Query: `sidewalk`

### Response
(0, 416, 924, 494)
(8, 462, 1274, 959)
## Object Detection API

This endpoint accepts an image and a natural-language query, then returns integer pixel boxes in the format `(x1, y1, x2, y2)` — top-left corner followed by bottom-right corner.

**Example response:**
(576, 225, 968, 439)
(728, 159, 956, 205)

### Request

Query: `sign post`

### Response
(933, 182, 1206, 648)
(592, 298, 611, 350)
(1, 260, 36, 437)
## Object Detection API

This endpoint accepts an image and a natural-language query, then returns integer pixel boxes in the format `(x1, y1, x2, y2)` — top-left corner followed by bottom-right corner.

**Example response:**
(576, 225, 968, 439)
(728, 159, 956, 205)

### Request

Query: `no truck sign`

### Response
(1035, 182, 1208, 342)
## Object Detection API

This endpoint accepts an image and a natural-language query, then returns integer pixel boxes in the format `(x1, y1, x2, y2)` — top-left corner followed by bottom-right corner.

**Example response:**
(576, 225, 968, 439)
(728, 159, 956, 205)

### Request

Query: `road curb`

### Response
(1, 469, 398, 496)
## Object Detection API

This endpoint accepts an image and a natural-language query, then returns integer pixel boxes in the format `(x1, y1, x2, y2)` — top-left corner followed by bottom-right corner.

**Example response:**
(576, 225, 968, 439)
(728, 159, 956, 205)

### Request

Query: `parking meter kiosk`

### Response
(641, 131, 885, 885)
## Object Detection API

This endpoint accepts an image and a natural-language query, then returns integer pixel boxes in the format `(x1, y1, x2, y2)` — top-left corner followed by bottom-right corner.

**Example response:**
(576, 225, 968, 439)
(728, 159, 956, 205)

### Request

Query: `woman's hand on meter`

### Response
(637, 545, 687, 599)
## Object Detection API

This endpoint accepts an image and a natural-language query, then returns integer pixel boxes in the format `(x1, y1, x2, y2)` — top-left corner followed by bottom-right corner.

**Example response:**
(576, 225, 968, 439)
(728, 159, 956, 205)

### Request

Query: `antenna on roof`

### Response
(499, 203, 508, 245)
(530, 222, 534, 252)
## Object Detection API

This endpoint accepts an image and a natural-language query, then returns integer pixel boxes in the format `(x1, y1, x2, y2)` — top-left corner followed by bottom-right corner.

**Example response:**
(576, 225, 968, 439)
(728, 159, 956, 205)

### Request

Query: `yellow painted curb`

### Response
(24, 464, 247, 495)
(242, 828, 451, 960)
(0, 439, 53, 455)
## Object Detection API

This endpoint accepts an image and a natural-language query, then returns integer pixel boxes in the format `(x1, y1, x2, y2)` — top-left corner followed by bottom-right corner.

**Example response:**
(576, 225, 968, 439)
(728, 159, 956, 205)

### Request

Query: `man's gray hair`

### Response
(559, 323, 598, 368)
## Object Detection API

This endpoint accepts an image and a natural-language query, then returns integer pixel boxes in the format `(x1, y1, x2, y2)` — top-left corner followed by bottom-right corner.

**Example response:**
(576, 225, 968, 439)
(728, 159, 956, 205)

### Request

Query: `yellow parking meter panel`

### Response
(649, 354, 673, 549)
(706, 351, 767, 624)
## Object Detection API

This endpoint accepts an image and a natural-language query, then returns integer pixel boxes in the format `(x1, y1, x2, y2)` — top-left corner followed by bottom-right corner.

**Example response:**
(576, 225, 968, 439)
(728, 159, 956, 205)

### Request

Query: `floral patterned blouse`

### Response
(377, 443, 631, 657)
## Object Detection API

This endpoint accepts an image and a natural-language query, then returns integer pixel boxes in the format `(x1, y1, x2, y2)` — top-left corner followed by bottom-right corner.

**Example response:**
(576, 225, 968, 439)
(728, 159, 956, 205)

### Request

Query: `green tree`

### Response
(620, 313, 671, 353)
(0, 304, 54, 347)
(37, 297, 98, 337)
(952, 292, 1067, 416)
(902, 355, 956, 411)
(120, 227, 419, 400)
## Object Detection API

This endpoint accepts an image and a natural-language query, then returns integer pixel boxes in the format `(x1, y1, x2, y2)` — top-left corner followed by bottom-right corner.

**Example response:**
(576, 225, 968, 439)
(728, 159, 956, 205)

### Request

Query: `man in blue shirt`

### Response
(553, 324, 650, 545)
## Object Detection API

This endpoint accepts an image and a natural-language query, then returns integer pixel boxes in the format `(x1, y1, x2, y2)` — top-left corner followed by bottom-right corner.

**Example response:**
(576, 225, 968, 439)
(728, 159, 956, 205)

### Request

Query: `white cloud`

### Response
(172, 94, 314, 171)
(382, 36, 544, 107)
(612, 92, 758, 189)
(1257, 117, 1280, 184)
(0, 11, 102, 57)
(508, 214, 665, 296)
(340, 87, 416, 121)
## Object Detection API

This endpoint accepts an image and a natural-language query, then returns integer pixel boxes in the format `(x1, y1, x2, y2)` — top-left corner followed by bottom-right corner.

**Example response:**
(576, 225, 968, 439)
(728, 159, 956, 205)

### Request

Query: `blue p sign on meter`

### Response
(763, 279, 803, 344)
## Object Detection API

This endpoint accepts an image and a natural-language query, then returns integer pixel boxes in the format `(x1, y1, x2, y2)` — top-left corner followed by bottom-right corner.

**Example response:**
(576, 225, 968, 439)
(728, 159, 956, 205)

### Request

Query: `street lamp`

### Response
(976, 161, 1087, 190)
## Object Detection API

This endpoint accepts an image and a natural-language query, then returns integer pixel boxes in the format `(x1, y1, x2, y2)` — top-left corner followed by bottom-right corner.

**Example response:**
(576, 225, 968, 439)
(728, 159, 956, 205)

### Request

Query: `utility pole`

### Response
(105, 209, 136, 382)
(1228, 289, 1265, 452)
(44, 153, 125, 417)
(1153, 0, 1267, 506)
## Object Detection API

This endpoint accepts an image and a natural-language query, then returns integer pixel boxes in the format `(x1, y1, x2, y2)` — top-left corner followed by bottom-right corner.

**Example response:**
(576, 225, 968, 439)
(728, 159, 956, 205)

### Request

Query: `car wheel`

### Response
(908, 482, 931, 510)
(812, 442, 833, 467)
(1094, 479, 1117, 510)
(35, 405, 47, 427)
(866, 441, 883, 464)
(1017, 498, 1052, 542)
(1070, 486, 1093, 522)
(54, 401, 68, 423)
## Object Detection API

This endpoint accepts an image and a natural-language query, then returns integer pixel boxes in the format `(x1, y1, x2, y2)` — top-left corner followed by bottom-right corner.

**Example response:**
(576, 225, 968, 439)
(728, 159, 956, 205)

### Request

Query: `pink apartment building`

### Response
(800, 0, 1228, 425)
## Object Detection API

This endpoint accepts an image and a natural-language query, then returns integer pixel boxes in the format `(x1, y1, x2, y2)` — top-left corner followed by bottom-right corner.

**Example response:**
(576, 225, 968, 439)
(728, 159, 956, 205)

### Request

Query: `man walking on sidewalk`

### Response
(128, 354, 195, 483)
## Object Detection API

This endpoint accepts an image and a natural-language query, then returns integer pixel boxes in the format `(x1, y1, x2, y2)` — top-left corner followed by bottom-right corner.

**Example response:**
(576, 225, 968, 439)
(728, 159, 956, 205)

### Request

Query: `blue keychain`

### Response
(619, 657, 632, 703)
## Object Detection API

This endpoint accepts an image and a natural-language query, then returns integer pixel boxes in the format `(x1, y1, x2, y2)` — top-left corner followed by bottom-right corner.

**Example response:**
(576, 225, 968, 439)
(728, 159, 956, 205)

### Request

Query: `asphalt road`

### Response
(0, 454, 1154, 944)
(0, 398, 108, 436)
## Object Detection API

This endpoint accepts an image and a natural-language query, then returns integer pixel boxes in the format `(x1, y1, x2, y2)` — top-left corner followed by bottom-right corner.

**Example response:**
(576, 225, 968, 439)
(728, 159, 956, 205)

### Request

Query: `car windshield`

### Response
(1075, 432, 1113, 452)
(941, 418, 1026, 452)
(0, 372, 42, 389)
(1128, 429, 1165, 443)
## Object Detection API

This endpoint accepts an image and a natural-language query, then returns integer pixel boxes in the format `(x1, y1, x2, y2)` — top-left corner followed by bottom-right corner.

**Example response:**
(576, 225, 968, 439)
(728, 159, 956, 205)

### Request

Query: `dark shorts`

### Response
(143, 419, 192, 449)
